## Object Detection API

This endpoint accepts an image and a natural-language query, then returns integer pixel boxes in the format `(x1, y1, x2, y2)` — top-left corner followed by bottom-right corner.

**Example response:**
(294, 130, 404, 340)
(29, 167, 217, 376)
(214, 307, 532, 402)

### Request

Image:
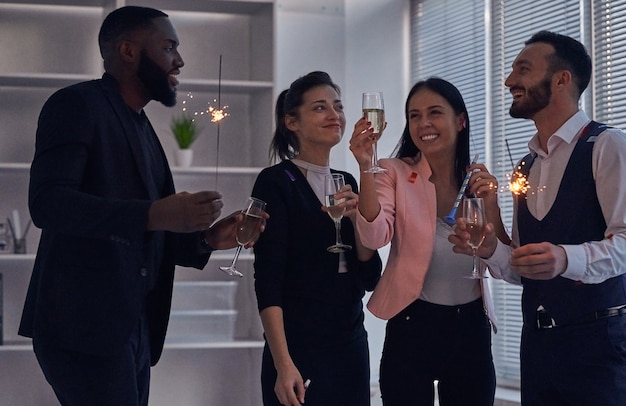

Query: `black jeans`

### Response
(379, 298, 495, 406)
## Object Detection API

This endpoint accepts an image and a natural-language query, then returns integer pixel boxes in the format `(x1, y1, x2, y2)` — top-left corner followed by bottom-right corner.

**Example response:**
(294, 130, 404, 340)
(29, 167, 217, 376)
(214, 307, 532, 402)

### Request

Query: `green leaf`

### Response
(170, 114, 202, 149)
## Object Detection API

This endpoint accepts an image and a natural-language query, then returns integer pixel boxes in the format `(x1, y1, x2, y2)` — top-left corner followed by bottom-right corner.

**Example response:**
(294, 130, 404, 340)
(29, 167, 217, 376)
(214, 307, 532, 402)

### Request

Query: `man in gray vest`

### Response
(451, 31, 626, 405)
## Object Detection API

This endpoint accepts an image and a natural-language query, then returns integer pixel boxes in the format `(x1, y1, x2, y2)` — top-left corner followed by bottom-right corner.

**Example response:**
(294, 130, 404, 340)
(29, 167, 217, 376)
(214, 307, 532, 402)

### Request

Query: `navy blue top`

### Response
(252, 160, 381, 349)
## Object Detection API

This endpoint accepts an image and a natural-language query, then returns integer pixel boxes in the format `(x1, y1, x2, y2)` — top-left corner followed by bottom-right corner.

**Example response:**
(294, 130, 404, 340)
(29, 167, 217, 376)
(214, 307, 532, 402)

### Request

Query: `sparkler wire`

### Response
(214, 54, 222, 189)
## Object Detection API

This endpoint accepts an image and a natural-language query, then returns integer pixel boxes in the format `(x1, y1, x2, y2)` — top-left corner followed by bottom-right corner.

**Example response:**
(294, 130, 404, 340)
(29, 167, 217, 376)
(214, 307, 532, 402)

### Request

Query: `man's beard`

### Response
(137, 51, 176, 107)
(509, 75, 552, 119)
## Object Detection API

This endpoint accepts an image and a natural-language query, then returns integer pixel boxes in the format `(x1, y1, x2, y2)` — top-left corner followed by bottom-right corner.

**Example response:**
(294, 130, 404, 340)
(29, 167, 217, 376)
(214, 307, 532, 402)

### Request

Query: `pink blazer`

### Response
(357, 156, 498, 330)
(357, 157, 437, 320)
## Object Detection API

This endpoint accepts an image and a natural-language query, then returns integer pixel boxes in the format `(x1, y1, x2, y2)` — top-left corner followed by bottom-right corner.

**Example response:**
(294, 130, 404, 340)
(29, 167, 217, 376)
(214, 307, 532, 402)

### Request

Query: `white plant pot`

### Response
(175, 148, 193, 168)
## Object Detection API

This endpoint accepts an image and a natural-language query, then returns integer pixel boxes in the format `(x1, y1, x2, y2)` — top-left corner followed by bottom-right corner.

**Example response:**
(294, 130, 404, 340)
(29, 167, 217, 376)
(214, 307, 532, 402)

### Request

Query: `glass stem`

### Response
(472, 249, 480, 277)
(371, 142, 379, 167)
(334, 220, 343, 245)
(230, 244, 243, 268)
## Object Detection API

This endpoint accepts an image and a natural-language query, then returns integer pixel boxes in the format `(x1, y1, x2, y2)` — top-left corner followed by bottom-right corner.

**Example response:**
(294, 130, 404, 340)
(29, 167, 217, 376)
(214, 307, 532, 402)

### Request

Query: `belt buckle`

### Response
(536, 309, 557, 329)
(597, 304, 626, 320)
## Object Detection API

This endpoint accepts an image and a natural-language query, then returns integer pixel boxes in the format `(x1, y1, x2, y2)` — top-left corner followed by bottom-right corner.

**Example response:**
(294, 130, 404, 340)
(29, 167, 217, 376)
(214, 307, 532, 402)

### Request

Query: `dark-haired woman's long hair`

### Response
(392, 77, 471, 189)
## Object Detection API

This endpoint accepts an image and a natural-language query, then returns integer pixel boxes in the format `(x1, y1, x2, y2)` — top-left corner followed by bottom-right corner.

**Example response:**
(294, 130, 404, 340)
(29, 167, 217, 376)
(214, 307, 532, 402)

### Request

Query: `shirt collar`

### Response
(528, 110, 591, 156)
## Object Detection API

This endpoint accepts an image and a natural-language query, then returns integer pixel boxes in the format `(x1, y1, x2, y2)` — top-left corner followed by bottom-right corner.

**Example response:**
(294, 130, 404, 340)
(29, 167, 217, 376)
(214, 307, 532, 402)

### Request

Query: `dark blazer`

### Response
(19, 74, 210, 365)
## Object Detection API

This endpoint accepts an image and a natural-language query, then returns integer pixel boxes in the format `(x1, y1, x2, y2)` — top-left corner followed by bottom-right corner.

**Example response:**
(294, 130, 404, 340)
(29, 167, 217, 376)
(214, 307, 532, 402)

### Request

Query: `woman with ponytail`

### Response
(251, 71, 382, 406)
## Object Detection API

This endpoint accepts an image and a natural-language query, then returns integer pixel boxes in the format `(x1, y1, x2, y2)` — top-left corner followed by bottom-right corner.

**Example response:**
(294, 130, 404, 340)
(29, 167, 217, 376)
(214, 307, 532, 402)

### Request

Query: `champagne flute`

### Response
(219, 197, 266, 277)
(362, 91, 387, 173)
(324, 174, 352, 253)
(462, 197, 488, 279)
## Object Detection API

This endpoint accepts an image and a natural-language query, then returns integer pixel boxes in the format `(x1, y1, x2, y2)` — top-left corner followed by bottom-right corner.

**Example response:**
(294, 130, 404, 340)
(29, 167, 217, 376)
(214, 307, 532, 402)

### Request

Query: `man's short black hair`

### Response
(98, 6, 168, 58)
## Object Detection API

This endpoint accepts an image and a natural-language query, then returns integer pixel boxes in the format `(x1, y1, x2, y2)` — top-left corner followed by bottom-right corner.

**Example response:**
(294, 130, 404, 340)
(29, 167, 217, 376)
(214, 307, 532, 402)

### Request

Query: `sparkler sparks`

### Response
(508, 168, 529, 195)
(207, 100, 229, 123)
(180, 93, 229, 123)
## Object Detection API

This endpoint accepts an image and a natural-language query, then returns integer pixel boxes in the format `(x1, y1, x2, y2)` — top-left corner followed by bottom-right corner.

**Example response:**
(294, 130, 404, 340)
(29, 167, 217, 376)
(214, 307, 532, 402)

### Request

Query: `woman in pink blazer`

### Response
(350, 78, 509, 406)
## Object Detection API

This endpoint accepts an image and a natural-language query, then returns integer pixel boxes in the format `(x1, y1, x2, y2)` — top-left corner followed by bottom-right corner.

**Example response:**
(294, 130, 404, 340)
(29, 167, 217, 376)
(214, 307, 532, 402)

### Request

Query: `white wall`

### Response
(275, 0, 410, 385)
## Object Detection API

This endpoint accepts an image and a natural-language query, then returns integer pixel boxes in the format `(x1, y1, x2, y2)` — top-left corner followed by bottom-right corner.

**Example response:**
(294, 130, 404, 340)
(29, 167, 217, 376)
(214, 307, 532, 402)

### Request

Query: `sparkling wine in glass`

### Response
(462, 197, 488, 279)
(219, 197, 266, 277)
(324, 174, 352, 253)
(362, 91, 387, 174)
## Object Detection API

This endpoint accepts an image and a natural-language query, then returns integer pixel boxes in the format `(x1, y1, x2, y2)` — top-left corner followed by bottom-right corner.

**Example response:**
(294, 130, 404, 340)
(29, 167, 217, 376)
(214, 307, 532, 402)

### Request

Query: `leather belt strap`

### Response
(536, 305, 626, 329)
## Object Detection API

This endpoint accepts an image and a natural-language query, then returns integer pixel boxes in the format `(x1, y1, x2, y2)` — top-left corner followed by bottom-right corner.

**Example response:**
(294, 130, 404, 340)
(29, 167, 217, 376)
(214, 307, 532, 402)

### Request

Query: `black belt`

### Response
(536, 305, 626, 329)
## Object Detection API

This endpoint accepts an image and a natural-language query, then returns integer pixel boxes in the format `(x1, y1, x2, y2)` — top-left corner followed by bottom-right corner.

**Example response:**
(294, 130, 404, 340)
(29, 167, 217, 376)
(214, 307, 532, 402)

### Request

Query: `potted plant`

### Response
(171, 114, 201, 167)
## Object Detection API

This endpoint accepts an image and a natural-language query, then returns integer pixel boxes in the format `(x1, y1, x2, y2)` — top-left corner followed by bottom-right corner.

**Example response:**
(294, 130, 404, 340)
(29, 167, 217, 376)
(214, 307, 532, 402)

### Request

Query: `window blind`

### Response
(411, 0, 487, 157)
(593, 1, 626, 128)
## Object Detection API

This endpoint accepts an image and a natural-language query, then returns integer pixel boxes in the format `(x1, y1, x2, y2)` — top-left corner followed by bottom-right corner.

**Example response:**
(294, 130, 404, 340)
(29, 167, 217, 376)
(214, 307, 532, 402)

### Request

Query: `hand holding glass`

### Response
(362, 91, 387, 173)
(324, 174, 352, 253)
(462, 197, 487, 279)
(219, 197, 266, 277)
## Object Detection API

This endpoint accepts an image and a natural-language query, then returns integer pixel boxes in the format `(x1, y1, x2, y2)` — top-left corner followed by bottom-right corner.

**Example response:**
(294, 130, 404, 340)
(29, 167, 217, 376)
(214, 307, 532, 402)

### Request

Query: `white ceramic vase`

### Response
(175, 148, 193, 168)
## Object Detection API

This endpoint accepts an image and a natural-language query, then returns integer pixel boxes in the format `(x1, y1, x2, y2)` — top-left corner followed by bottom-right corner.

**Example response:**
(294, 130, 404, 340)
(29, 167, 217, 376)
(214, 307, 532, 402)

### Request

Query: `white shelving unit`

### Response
(0, 1, 274, 404)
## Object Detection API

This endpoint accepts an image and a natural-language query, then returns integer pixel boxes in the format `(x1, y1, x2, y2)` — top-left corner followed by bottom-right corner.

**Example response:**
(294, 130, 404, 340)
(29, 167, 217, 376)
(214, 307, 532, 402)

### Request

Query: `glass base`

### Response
(327, 243, 352, 253)
(363, 165, 387, 174)
(219, 266, 244, 278)
(464, 274, 488, 279)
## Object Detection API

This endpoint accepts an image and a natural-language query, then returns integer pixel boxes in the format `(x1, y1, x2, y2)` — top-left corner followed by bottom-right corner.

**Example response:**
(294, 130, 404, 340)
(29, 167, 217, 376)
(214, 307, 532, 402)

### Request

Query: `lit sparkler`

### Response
(505, 139, 530, 196)
(178, 55, 228, 189)
(213, 54, 224, 189)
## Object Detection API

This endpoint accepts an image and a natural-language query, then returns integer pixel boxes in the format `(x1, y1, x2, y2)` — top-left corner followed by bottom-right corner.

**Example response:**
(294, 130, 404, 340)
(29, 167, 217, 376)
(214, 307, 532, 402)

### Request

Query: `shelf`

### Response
(0, 342, 32, 352)
(0, 73, 100, 89)
(164, 340, 264, 349)
(171, 166, 264, 175)
(0, 0, 272, 15)
(0, 340, 264, 352)
(0, 162, 263, 175)
(207, 252, 254, 260)
(0, 253, 35, 264)
(130, 0, 272, 15)
(0, 253, 253, 263)
(0, 1, 106, 7)
(0, 74, 273, 92)
(0, 163, 29, 171)
(178, 79, 273, 94)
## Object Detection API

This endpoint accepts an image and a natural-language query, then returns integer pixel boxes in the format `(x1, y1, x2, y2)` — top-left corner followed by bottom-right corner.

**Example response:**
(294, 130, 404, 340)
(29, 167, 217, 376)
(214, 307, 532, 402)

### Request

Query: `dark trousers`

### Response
(33, 313, 151, 406)
(379, 298, 495, 406)
(521, 314, 626, 406)
(261, 334, 371, 406)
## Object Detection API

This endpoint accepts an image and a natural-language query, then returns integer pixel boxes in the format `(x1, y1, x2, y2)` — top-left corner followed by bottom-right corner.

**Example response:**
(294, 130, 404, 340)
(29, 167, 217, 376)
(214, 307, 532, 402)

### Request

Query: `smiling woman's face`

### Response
(407, 88, 465, 159)
(285, 85, 346, 152)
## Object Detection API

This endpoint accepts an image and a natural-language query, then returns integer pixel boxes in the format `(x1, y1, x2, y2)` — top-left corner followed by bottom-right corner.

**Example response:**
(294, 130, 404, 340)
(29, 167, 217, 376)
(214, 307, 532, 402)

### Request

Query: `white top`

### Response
(291, 159, 348, 273)
(291, 159, 330, 204)
(420, 218, 481, 305)
(485, 110, 626, 284)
